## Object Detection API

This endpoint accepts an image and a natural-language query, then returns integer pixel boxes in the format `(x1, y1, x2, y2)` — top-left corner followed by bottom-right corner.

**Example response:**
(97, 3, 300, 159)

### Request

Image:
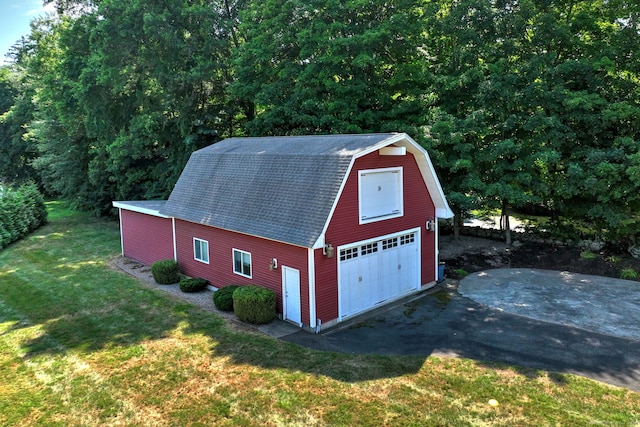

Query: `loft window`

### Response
(358, 167, 403, 224)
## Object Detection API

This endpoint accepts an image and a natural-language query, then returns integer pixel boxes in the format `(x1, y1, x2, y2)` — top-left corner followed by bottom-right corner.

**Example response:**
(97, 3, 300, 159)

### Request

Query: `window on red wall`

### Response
(194, 238, 209, 264)
(358, 167, 403, 224)
(233, 249, 251, 278)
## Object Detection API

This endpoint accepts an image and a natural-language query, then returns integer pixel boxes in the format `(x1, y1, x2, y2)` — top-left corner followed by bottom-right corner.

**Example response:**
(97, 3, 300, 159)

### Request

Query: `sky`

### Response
(1, 0, 56, 65)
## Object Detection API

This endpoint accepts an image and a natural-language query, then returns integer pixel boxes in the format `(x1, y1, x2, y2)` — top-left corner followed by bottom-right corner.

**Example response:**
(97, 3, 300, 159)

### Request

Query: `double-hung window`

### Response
(233, 249, 251, 278)
(194, 238, 209, 264)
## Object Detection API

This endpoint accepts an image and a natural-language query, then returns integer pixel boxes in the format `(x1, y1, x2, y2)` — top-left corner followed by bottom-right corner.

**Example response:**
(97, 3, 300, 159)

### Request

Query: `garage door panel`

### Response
(379, 249, 397, 302)
(340, 253, 360, 317)
(360, 243, 381, 306)
(398, 236, 419, 294)
(339, 230, 420, 320)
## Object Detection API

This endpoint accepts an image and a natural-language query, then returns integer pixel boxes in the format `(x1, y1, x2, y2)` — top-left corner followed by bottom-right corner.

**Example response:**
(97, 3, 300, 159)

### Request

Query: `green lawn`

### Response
(1, 202, 639, 426)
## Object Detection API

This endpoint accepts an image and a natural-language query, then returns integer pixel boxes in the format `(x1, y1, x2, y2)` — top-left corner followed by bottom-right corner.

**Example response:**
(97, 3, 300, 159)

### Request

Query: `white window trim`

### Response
(193, 238, 209, 264)
(233, 248, 252, 278)
(358, 166, 404, 225)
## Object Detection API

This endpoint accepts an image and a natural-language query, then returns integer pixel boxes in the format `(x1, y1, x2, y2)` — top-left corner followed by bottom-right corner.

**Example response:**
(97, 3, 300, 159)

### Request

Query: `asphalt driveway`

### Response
(284, 268, 640, 392)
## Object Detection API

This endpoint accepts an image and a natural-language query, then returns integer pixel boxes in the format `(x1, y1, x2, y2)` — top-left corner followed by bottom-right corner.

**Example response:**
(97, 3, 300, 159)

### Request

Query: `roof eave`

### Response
(113, 201, 170, 218)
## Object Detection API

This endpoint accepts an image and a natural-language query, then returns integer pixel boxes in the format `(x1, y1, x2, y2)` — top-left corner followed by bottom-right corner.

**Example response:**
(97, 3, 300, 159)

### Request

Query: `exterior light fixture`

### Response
(323, 243, 335, 258)
(269, 258, 278, 270)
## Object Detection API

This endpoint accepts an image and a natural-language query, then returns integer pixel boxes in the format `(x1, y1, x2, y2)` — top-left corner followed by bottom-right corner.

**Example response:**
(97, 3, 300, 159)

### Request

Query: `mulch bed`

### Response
(442, 238, 640, 281)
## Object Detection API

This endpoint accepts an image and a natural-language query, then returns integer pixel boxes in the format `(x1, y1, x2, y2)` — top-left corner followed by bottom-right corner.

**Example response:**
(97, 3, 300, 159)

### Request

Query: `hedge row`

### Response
(0, 182, 47, 249)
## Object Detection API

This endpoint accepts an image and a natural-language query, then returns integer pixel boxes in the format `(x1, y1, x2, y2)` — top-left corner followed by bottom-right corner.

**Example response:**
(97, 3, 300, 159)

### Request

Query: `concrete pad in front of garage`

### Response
(458, 268, 640, 341)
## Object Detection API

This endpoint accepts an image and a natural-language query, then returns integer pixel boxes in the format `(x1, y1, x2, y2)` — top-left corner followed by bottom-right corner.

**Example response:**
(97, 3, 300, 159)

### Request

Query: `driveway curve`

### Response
(458, 268, 640, 341)
(285, 269, 640, 391)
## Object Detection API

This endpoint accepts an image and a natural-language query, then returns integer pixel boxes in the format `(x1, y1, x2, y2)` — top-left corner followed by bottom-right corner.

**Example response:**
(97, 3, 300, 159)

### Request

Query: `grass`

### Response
(1, 201, 639, 426)
(621, 268, 639, 280)
(580, 250, 598, 260)
(453, 268, 470, 278)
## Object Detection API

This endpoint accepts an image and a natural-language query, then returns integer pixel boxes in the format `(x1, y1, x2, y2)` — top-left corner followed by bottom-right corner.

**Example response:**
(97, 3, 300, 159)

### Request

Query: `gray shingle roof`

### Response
(159, 134, 400, 248)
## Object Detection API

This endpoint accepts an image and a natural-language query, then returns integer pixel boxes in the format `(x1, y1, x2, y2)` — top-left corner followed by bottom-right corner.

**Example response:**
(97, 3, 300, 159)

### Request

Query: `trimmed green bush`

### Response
(151, 259, 180, 284)
(0, 182, 47, 249)
(232, 285, 276, 325)
(179, 277, 208, 293)
(213, 285, 240, 311)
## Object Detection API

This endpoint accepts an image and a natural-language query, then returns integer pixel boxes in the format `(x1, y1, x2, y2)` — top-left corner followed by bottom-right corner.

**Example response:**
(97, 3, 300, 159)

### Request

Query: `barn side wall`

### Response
(174, 219, 310, 325)
(119, 209, 174, 266)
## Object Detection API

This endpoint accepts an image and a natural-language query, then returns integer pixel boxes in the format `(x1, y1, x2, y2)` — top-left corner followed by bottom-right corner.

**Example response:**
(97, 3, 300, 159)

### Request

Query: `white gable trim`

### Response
(312, 153, 359, 249)
(394, 135, 454, 219)
(311, 133, 453, 249)
(379, 146, 406, 156)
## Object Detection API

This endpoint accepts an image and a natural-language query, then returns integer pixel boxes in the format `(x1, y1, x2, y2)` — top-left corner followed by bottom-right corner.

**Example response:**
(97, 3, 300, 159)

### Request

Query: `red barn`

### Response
(113, 133, 453, 332)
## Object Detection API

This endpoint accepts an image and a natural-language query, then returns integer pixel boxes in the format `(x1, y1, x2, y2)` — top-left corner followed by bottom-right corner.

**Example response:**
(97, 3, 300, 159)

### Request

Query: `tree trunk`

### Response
(453, 212, 461, 240)
(502, 202, 512, 247)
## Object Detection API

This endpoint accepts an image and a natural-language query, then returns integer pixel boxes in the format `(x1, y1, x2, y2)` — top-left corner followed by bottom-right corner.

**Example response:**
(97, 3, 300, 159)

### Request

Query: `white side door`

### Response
(282, 266, 301, 325)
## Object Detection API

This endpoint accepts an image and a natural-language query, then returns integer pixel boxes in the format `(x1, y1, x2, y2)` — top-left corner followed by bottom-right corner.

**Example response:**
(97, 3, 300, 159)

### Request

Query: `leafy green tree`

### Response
(425, 0, 640, 244)
(0, 66, 39, 185)
(77, 0, 241, 208)
(233, 0, 430, 137)
(19, 15, 100, 210)
(9, 0, 243, 214)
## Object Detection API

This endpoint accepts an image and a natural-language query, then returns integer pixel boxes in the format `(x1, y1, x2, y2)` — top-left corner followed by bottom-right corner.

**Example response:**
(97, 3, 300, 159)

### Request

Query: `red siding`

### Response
(174, 220, 310, 324)
(315, 149, 437, 324)
(120, 210, 174, 265)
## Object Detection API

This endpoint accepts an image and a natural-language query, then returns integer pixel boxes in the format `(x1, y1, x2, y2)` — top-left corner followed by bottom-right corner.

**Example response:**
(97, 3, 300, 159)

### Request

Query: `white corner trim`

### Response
(308, 248, 317, 329)
(172, 217, 177, 261)
(118, 208, 124, 256)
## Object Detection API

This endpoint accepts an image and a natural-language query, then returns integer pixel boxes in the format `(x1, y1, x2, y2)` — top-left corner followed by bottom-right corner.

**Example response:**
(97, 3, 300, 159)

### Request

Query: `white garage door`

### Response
(338, 229, 420, 320)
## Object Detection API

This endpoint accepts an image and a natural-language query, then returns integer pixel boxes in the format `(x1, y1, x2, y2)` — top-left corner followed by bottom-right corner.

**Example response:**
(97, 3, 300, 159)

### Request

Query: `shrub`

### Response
(213, 285, 240, 311)
(620, 268, 639, 280)
(453, 268, 469, 278)
(233, 285, 276, 325)
(607, 255, 622, 263)
(151, 259, 180, 284)
(179, 277, 208, 293)
(579, 250, 597, 260)
(0, 182, 47, 249)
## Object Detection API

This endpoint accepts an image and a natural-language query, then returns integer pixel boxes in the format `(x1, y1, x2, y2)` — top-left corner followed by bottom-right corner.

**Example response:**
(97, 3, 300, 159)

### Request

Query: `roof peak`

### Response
(195, 133, 404, 156)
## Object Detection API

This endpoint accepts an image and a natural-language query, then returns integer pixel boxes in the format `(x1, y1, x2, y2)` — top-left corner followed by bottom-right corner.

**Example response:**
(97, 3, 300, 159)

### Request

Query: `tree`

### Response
(0, 66, 39, 184)
(424, 0, 640, 244)
(11, 0, 244, 213)
(78, 0, 243, 210)
(233, 0, 430, 137)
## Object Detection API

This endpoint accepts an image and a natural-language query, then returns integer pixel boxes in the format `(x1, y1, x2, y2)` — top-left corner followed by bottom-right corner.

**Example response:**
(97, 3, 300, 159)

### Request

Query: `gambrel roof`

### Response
(158, 133, 452, 248)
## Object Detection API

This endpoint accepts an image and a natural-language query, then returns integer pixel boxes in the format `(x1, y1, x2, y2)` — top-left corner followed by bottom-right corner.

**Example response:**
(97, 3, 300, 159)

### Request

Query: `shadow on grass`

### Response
(3, 248, 640, 388)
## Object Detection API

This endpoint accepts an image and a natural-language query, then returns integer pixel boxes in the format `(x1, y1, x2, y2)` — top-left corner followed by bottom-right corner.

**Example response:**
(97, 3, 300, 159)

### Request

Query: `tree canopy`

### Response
(0, 0, 638, 242)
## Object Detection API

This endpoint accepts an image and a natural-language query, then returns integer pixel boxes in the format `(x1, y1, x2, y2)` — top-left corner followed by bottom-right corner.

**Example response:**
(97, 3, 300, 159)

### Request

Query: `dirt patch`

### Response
(440, 235, 640, 281)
